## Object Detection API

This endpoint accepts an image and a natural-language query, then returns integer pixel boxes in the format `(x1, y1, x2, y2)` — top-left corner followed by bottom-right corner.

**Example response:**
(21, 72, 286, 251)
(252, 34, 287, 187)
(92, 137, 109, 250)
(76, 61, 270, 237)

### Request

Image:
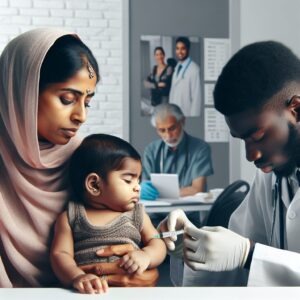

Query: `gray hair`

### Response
(150, 103, 185, 127)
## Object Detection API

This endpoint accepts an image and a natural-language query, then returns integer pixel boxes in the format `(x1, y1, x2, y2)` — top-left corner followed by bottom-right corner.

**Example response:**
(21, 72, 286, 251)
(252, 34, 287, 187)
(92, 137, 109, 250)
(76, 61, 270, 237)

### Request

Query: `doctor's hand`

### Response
(183, 226, 250, 272)
(140, 181, 159, 200)
(157, 209, 195, 251)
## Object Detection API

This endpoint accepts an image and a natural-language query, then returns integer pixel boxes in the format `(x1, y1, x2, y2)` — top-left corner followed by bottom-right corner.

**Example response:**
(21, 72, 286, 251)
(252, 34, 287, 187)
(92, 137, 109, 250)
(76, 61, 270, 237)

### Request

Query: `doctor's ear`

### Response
(286, 95, 300, 121)
(85, 173, 102, 196)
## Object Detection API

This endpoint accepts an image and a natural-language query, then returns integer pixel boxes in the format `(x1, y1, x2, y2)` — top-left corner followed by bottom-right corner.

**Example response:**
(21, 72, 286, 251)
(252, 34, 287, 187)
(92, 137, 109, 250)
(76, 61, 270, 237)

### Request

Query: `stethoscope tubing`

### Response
(159, 137, 189, 178)
(270, 176, 289, 250)
(176, 57, 192, 79)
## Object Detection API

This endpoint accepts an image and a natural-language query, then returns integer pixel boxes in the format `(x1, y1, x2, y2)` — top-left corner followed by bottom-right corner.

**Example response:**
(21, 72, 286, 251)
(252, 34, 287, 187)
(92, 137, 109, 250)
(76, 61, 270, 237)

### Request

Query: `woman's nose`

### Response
(71, 102, 86, 125)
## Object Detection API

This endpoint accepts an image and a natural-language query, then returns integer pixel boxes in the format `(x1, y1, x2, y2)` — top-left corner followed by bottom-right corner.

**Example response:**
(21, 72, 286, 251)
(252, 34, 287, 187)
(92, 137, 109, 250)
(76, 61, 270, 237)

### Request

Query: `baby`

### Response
(50, 134, 166, 294)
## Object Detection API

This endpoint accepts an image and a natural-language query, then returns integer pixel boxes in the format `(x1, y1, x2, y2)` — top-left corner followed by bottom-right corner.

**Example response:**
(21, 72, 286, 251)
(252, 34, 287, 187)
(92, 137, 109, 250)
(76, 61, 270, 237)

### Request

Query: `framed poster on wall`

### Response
(140, 35, 202, 117)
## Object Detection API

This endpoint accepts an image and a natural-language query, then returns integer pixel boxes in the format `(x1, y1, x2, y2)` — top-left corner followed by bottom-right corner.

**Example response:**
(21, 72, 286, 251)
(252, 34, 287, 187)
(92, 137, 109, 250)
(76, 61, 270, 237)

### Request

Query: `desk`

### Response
(141, 200, 213, 214)
(141, 198, 213, 229)
(141, 193, 216, 213)
(1, 287, 299, 300)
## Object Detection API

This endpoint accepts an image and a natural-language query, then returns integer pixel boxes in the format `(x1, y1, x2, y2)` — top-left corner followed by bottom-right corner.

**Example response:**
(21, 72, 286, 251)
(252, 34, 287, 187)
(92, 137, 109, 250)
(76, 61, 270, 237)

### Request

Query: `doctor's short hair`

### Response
(69, 134, 141, 202)
(151, 103, 185, 127)
(176, 36, 190, 51)
(214, 40, 300, 116)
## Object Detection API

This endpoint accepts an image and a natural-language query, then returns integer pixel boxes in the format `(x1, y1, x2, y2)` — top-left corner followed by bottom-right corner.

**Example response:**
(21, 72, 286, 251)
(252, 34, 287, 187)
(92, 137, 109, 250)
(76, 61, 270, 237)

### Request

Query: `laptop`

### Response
(150, 173, 180, 199)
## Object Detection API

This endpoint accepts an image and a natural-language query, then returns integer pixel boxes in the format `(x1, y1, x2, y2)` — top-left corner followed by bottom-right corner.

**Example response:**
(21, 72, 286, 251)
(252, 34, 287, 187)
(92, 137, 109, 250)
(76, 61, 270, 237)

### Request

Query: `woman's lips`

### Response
(61, 128, 77, 138)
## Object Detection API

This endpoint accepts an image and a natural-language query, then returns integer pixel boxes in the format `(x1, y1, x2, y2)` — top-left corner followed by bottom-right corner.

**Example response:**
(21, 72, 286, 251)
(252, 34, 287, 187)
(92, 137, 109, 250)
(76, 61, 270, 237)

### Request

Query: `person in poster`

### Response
(143, 46, 174, 107)
(169, 37, 201, 117)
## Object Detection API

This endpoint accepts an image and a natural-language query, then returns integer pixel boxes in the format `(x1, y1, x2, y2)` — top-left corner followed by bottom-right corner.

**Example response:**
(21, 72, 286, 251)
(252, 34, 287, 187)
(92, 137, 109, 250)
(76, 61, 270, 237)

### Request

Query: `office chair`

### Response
(204, 180, 250, 228)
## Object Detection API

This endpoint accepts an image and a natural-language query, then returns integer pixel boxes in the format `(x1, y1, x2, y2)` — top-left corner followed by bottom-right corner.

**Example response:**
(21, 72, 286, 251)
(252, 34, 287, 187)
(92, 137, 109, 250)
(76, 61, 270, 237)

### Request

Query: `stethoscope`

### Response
(176, 57, 192, 79)
(270, 176, 294, 249)
(158, 137, 190, 179)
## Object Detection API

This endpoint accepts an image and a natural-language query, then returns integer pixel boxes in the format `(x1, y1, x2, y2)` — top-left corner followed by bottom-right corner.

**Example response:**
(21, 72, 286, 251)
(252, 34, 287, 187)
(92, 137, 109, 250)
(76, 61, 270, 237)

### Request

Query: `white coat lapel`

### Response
(172, 67, 182, 86)
(281, 177, 291, 208)
(286, 188, 300, 251)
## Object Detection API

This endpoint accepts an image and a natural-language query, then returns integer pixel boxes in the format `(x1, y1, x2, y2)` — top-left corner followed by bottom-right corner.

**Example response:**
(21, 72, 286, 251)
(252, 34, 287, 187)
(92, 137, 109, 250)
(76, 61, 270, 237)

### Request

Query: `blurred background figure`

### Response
(142, 103, 213, 198)
(141, 103, 213, 227)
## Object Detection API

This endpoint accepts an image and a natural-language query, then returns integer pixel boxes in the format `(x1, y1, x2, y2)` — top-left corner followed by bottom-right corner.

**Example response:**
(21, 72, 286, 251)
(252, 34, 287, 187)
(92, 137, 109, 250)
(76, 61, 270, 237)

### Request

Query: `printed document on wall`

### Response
(204, 38, 231, 81)
(205, 108, 229, 142)
(204, 83, 215, 105)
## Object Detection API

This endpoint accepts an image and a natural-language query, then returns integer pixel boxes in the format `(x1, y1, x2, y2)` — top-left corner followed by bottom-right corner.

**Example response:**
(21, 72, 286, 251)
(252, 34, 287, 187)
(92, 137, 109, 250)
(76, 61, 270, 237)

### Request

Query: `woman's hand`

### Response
(119, 250, 151, 275)
(158, 82, 166, 87)
(72, 273, 108, 294)
(79, 244, 159, 287)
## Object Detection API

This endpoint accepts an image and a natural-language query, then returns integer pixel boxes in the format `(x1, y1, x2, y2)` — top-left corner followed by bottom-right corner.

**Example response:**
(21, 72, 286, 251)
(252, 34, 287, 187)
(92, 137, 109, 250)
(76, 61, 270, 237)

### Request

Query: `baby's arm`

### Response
(50, 212, 108, 294)
(120, 212, 167, 274)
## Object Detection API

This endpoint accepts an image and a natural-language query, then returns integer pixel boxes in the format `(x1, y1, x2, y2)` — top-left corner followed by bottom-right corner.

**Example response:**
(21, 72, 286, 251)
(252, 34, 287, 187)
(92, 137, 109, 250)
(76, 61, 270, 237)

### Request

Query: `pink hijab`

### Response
(0, 28, 83, 287)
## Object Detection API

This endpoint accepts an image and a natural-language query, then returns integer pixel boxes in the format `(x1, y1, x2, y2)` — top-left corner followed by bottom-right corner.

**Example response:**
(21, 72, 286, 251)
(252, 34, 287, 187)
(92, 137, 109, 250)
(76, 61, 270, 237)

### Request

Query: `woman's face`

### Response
(38, 66, 97, 145)
(154, 49, 165, 64)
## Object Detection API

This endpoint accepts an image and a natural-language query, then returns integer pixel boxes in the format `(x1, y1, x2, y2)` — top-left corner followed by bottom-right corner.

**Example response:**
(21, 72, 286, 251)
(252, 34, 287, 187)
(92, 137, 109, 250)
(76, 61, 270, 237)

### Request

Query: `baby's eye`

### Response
(123, 178, 132, 184)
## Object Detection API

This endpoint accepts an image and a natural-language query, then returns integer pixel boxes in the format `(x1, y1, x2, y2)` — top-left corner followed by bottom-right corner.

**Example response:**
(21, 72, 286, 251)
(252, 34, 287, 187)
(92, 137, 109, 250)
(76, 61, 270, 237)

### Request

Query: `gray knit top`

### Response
(67, 201, 144, 266)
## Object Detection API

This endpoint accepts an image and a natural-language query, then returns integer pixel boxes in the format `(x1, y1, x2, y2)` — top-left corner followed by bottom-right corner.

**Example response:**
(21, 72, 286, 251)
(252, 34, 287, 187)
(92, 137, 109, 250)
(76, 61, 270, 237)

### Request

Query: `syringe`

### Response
(152, 229, 184, 239)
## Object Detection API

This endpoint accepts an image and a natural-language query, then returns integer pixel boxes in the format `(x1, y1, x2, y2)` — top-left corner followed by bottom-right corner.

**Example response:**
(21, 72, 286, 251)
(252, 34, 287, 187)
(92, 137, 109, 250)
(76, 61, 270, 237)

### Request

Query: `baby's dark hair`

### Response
(214, 41, 300, 116)
(69, 134, 141, 201)
(39, 35, 99, 92)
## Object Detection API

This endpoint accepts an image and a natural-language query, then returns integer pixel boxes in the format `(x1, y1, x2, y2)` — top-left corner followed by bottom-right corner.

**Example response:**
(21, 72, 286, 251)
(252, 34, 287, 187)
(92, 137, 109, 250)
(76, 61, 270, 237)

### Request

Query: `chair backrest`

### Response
(204, 180, 250, 228)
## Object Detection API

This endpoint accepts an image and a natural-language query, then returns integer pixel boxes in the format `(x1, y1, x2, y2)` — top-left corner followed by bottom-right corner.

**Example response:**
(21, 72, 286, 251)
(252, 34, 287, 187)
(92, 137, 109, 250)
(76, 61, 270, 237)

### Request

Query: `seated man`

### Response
(141, 103, 214, 226)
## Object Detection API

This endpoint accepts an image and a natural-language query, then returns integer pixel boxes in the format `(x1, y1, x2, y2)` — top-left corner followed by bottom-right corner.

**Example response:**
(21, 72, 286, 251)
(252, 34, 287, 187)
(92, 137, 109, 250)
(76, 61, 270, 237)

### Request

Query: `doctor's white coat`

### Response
(181, 169, 300, 286)
(169, 60, 201, 117)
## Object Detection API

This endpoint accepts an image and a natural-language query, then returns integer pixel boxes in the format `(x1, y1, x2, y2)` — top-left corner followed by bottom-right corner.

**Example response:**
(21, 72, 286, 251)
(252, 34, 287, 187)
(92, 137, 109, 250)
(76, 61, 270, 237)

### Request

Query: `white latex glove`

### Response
(157, 209, 195, 251)
(184, 226, 250, 272)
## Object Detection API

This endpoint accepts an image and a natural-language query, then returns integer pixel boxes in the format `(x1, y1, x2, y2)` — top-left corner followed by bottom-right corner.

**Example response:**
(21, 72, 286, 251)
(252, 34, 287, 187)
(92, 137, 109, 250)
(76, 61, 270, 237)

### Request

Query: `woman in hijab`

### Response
(0, 28, 160, 289)
(0, 28, 100, 287)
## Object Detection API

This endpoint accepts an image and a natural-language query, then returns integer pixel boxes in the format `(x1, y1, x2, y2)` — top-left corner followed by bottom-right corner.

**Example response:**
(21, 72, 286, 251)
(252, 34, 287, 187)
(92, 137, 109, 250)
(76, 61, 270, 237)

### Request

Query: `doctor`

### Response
(141, 103, 213, 203)
(169, 37, 201, 117)
(159, 41, 300, 286)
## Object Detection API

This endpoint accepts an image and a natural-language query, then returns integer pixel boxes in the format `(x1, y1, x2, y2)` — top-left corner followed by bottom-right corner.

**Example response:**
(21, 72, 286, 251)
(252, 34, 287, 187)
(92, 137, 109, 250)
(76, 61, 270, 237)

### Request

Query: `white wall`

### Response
(0, 0, 124, 138)
(235, 0, 300, 184)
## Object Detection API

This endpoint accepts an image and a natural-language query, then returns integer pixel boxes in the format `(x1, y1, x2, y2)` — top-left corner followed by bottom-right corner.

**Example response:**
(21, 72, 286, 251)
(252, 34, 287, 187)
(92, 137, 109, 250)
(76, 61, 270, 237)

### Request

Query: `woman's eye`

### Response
(124, 179, 132, 184)
(60, 98, 74, 105)
(85, 102, 91, 108)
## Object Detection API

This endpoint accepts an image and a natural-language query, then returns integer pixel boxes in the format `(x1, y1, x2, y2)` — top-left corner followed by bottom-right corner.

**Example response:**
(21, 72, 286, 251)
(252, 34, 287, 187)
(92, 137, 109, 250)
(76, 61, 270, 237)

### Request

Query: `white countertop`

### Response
(1, 287, 300, 300)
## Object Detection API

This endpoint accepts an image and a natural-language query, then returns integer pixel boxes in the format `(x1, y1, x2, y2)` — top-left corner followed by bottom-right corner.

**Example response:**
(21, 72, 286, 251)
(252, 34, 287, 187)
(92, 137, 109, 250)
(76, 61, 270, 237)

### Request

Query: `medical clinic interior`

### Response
(1, 0, 300, 298)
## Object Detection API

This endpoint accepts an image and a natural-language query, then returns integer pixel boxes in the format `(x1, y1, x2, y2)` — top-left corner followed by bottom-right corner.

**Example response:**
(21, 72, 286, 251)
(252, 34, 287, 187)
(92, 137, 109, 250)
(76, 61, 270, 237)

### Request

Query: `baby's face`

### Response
(98, 158, 142, 212)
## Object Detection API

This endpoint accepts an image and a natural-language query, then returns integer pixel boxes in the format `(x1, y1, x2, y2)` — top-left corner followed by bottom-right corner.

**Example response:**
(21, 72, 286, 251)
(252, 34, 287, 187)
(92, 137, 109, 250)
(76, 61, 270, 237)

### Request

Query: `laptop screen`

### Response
(150, 173, 180, 199)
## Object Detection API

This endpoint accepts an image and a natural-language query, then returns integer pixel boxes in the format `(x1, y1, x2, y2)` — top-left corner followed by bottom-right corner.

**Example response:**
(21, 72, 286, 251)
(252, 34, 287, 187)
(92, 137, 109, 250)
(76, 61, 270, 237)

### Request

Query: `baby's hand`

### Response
(119, 250, 150, 275)
(72, 273, 108, 294)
